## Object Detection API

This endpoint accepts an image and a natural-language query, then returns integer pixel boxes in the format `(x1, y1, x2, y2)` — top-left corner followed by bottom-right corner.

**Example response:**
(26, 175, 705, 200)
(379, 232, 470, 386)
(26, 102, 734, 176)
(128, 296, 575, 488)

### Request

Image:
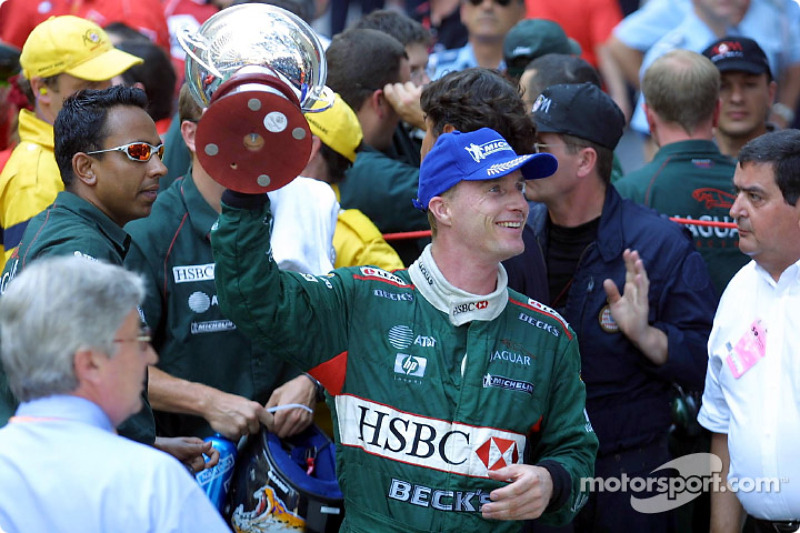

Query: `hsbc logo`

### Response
(452, 300, 489, 316)
(336, 395, 526, 478)
(173, 263, 215, 283)
(475, 436, 520, 471)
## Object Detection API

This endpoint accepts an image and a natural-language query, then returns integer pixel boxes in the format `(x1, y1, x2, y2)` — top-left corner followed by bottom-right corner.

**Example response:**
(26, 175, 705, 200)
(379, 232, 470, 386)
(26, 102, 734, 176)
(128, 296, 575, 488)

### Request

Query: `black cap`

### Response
(701, 37, 772, 79)
(531, 82, 625, 150)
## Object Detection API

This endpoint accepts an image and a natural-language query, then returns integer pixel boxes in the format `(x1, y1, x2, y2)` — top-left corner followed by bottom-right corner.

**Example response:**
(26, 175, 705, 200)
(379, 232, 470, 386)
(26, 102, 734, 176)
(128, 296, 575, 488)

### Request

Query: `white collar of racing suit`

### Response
(408, 244, 509, 327)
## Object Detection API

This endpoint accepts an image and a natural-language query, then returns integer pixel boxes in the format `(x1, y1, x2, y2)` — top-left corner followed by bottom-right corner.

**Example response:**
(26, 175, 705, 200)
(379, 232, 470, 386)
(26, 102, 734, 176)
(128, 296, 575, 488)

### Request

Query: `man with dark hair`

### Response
(429, 0, 525, 79)
(519, 53, 601, 109)
(523, 82, 717, 532)
(355, 9, 432, 87)
(326, 28, 410, 131)
(210, 125, 598, 531)
(699, 129, 800, 532)
(326, 28, 427, 263)
(702, 36, 778, 159)
(354, 9, 433, 169)
(420, 67, 536, 154)
(615, 49, 743, 297)
(0, 15, 142, 271)
(0, 86, 212, 470)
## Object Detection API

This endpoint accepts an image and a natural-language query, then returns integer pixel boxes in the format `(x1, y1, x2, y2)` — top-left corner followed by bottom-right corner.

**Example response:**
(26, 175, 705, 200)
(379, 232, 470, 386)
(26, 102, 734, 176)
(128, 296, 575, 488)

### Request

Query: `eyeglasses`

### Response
(86, 142, 165, 162)
(410, 66, 434, 85)
(533, 142, 551, 153)
(113, 327, 152, 352)
(467, 0, 513, 7)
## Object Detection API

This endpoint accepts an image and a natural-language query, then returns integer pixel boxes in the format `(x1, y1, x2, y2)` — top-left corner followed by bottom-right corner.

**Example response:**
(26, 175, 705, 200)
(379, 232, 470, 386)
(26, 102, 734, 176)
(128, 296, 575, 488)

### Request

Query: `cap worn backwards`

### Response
(306, 92, 363, 163)
(532, 82, 625, 150)
(413, 127, 558, 211)
(702, 37, 772, 79)
(20, 16, 143, 82)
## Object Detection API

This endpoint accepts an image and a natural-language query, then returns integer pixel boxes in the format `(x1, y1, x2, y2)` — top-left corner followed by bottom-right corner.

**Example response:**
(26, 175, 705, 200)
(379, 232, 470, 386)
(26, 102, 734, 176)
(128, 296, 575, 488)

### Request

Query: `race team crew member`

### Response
(124, 170, 309, 440)
(210, 127, 598, 532)
(0, 87, 162, 444)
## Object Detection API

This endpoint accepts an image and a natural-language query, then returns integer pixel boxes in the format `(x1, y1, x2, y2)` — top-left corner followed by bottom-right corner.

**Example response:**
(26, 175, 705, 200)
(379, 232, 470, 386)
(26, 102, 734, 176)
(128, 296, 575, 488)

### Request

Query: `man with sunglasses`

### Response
(0, 15, 143, 272)
(0, 86, 215, 472)
(429, 0, 524, 80)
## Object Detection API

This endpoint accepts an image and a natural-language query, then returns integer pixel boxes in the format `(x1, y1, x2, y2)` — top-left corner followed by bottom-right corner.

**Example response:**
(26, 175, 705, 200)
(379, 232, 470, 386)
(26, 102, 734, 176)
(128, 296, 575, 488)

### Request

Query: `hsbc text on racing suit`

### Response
(210, 194, 598, 533)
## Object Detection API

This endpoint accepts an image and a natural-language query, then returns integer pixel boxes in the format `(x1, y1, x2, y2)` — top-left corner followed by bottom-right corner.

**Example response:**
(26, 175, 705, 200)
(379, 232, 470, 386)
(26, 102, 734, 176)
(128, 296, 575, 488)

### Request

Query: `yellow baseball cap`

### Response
(20, 16, 143, 81)
(305, 93, 363, 163)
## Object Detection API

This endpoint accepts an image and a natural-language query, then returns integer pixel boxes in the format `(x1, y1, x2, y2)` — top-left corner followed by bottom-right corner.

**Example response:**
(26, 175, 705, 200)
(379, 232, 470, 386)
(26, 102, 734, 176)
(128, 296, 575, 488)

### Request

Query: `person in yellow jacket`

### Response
(0, 16, 142, 270)
(304, 93, 405, 271)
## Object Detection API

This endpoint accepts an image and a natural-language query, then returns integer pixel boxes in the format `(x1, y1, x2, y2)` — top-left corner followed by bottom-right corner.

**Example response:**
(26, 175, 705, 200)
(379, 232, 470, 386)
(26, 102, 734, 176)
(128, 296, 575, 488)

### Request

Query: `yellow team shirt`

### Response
(0, 110, 62, 270)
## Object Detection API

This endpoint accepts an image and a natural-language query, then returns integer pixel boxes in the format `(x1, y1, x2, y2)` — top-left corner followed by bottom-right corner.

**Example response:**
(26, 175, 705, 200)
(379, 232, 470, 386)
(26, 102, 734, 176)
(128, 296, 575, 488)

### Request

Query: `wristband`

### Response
(304, 373, 325, 402)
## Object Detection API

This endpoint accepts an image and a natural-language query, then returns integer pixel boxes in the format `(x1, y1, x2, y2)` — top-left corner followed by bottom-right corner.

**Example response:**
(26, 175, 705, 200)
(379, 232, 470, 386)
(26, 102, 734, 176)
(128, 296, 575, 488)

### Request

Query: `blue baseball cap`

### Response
(413, 128, 558, 211)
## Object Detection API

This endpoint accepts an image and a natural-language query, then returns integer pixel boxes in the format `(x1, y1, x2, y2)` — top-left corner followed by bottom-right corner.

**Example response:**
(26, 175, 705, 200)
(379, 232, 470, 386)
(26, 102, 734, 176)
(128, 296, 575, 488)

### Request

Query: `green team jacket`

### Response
(0, 191, 155, 444)
(614, 139, 746, 297)
(124, 174, 301, 438)
(210, 195, 598, 533)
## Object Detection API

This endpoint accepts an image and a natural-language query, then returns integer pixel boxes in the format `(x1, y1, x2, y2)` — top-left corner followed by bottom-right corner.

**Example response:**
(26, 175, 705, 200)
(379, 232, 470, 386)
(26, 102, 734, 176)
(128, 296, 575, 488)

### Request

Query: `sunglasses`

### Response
(86, 142, 165, 162)
(467, 0, 513, 7)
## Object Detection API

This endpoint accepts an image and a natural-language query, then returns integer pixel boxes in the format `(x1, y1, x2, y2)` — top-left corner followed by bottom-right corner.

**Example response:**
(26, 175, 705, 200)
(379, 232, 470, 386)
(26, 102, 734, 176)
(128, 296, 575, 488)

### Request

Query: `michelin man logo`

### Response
(532, 94, 552, 114)
(464, 140, 511, 163)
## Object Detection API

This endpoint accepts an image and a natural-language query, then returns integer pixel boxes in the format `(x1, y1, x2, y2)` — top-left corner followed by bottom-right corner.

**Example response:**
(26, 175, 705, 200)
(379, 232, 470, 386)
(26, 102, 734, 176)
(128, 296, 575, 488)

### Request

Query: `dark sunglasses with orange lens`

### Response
(86, 142, 165, 162)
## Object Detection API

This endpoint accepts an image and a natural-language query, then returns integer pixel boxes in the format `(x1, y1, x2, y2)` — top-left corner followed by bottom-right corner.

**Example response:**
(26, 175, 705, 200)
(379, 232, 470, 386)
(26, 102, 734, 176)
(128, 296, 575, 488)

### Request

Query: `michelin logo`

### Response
(464, 139, 512, 162)
(191, 320, 236, 334)
(483, 374, 534, 395)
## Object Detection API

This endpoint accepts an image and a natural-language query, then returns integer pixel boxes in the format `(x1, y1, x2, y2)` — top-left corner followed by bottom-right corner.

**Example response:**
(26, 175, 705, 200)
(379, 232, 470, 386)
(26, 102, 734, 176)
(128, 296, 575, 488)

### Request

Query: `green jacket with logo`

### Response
(0, 191, 155, 444)
(124, 174, 301, 438)
(614, 140, 746, 296)
(210, 195, 598, 533)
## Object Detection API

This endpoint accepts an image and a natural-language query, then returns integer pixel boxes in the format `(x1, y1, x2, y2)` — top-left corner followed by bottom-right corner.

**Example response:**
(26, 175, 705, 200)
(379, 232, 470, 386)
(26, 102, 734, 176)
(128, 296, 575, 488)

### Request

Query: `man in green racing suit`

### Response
(211, 127, 598, 532)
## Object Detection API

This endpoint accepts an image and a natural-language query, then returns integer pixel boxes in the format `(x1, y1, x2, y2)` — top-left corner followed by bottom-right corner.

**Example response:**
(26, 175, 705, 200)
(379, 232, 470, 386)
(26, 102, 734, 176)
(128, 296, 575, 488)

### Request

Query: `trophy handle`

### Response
(302, 86, 335, 114)
(176, 25, 223, 80)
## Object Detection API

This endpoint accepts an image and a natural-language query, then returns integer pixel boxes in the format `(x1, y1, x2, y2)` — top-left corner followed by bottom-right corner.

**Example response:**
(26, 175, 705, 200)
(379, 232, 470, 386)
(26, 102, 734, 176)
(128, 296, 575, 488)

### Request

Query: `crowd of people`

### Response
(0, 0, 799, 532)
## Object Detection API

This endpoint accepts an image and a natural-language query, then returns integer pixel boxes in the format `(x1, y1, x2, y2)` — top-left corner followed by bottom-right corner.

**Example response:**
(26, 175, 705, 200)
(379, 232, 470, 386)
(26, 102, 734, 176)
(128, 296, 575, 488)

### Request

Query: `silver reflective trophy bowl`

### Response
(174, 3, 332, 193)
(177, 3, 329, 111)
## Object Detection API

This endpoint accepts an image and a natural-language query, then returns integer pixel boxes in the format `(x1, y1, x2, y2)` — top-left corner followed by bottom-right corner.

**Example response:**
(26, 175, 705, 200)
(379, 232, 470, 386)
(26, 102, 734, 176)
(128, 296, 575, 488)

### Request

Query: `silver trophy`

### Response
(177, 4, 332, 193)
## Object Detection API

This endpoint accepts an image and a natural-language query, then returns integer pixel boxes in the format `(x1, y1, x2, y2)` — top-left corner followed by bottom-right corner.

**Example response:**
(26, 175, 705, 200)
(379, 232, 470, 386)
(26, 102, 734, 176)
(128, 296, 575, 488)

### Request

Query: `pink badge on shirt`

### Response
(725, 320, 767, 379)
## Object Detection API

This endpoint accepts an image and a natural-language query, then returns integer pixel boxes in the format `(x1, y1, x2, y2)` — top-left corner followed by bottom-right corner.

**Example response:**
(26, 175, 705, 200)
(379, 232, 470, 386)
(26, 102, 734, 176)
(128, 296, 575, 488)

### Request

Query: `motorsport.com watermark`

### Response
(580, 453, 788, 513)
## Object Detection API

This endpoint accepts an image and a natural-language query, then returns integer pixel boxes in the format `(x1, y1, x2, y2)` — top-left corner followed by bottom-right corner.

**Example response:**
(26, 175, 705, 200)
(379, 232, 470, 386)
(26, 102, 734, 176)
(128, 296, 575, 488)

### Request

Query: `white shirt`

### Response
(0, 395, 230, 533)
(699, 259, 800, 520)
(269, 176, 338, 275)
